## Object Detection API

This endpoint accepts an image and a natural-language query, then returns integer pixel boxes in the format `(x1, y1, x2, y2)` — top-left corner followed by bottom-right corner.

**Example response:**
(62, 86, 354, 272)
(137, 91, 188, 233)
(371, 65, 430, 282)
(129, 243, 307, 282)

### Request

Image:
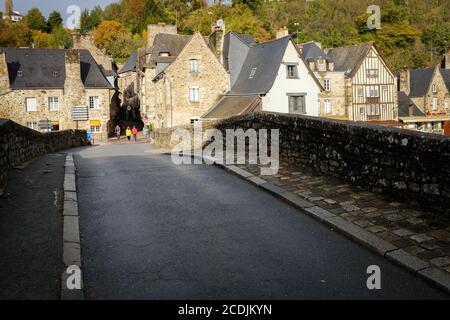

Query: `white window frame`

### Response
(27, 121, 38, 130)
(366, 69, 379, 78)
(48, 97, 59, 111)
(286, 64, 298, 78)
(249, 67, 257, 79)
(367, 104, 380, 116)
(324, 79, 331, 91)
(89, 96, 100, 109)
(432, 83, 437, 93)
(25, 97, 37, 112)
(90, 125, 101, 133)
(189, 59, 199, 74)
(357, 87, 364, 97)
(366, 85, 379, 98)
(324, 99, 332, 114)
(189, 87, 199, 103)
(432, 97, 438, 111)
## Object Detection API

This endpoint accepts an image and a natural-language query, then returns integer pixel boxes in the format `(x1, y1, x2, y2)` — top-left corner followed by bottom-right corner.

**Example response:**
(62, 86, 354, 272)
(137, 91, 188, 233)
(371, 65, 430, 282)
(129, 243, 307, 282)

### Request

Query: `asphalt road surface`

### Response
(74, 143, 449, 299)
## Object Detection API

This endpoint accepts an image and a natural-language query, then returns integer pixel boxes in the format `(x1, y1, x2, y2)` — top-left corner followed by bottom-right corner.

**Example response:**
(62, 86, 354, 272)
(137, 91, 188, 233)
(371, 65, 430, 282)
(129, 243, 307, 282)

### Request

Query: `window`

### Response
(48, 97, 59, 111)
(90, 125, 101, 133)
(357, 87, 364, 97)
(25, 97, 37, 112)
(324, 79, 331, 91)
(27, 122, 38, 130)
(432, 84, 437, 93)
(366, 69, 379, 78)
(324, 100, 332, 114)
(289, 95, 305, 114)
(286, 64, 298, 78)
(159, 52, 170, 57)
(17, 70, 23, 77)
(53, 71, 59, 78)
(317, 59, 326, 72)
(360, 107, 365, 115)
(432, 97, 438, 111)
(366, 85, 379, 97)
(189, 59, 198, 74)
(367, 104, 380, 116)
(249, 67, 257, 79)
(89, 96, 100, 109)
(445, 101, 449, 113)
(382, 85, 388, 91)
(189, 87, 199, 102)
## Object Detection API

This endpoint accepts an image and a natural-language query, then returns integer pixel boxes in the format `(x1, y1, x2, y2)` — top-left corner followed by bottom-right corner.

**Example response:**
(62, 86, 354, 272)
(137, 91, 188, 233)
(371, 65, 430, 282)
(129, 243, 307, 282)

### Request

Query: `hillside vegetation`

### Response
(0, 0, 449, 69)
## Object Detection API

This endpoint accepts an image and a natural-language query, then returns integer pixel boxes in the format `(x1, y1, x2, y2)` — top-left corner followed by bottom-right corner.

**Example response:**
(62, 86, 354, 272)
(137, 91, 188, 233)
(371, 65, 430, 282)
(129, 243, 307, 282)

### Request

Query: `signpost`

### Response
(71, 106, 89, 129)
(87, 131, 94, 145)
(38, 119, 52, 132)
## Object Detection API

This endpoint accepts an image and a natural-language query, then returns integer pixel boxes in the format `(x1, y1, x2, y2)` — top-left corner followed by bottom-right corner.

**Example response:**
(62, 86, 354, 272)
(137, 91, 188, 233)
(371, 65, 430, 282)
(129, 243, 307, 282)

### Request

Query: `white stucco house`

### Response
(203, 35, 323, 119)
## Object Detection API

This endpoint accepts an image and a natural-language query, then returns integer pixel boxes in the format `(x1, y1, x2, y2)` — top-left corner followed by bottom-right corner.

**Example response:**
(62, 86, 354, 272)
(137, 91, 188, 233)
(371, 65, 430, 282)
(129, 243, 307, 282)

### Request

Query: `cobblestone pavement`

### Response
(238, 162, 450, 276)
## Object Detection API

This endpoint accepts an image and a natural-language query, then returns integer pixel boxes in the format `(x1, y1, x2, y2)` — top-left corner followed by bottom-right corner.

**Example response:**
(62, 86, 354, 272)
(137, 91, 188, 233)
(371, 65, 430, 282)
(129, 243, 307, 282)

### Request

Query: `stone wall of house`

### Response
(152, 32, 228, 128)
(156, 112, 450, 214)
(0, 119, 88, 189)
(0, 50, 114, 140)
(411, 68, 449, 114)
(0, 53, 9, 96)
(316, 72, 347, 118)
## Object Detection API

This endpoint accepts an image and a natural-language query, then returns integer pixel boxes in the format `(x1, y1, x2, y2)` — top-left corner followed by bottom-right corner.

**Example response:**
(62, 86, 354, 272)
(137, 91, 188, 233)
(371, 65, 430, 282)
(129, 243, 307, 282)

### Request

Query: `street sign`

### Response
(87, 132, 94, 141)
(38, 119, 52, 131)
(72, 106, 89, 121)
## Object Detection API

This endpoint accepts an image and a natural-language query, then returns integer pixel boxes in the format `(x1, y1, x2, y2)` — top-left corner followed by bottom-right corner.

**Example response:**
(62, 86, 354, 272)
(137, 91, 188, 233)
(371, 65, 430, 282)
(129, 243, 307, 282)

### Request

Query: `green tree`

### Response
(47, 11, 63, 31)
(25, 8, 47, 32)
(80, 6, 103, 34)
(422, 23, 450, 56)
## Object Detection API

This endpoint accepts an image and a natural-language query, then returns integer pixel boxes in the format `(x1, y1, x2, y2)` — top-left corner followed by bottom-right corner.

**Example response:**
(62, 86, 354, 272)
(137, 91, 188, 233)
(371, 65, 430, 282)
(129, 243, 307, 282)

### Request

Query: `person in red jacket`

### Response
(131, 126, 138, 142)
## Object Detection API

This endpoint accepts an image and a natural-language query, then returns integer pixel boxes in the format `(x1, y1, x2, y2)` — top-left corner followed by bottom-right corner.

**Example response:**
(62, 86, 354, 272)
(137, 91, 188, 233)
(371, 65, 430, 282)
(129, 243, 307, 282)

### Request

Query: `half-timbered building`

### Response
(301, 41, 398, 122)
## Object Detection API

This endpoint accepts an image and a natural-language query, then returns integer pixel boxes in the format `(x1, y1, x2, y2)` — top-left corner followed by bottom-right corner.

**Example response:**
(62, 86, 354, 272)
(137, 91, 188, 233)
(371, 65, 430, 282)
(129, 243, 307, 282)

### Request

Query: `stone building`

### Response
(300, 41, 398, 122)
(397, 54, 450, 133)
(145, 31, 228, 127)
(0, 48, 116, 140)
(204, 33, 323, 120)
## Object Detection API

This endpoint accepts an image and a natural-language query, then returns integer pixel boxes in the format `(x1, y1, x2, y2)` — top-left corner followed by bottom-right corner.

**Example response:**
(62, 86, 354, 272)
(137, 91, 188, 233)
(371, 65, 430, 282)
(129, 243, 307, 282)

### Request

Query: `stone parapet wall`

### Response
(0, 119, 88, 189)
(156, 112, 450, 214)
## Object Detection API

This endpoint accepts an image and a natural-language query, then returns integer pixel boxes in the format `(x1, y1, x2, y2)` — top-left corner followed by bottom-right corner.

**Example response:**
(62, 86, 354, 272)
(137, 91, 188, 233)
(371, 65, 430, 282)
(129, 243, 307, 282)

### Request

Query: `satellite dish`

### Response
(216, 19, 224, 28)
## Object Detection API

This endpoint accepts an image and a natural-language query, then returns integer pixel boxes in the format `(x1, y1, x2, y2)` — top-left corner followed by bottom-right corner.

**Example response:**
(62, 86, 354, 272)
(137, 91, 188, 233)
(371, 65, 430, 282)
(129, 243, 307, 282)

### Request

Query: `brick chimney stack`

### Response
(5, 0, 12, 16)
(147, 23, 177, 48)
(276, 27, 289, 39)
(399, 69, 410, 95)
(64, 50, 84, 111)
(209, 20, 225, 63)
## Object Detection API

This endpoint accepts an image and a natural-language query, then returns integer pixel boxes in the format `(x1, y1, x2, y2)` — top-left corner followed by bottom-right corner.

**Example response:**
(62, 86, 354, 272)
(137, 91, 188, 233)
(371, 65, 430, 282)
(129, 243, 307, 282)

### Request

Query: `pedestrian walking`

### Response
(132, 126, 138, 142)
(115, 124, 121, 140)
(126, 126, 132, 141)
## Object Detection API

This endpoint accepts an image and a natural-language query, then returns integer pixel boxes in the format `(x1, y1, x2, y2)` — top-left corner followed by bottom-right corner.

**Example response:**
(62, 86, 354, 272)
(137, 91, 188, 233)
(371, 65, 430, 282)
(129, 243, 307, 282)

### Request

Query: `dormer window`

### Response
(432, 83, 437, 93)
(249, 67, 257, 79)
(317, 59, 326, 72)
(17, 70, 23, 77)
(53, 71, 59, 78)
(159, 52, 170, 57)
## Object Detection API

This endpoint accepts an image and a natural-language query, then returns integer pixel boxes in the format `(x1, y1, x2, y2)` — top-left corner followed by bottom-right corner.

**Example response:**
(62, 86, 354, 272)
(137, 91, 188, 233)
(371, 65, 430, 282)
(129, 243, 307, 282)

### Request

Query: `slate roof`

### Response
(409, 68, 434, 97)
(440, 68, 450, 92)
(149, 33, 192, 65)
(229, 36, 291, 95)
(222, 32, 253, 72)
(202, 95, 261, 119)
(0, 47, 113, 89)
(398, 91, 425, 117)
(301, 42, 331, 61)
(118, 50, 138, 74)
(326, 42, 374, 76)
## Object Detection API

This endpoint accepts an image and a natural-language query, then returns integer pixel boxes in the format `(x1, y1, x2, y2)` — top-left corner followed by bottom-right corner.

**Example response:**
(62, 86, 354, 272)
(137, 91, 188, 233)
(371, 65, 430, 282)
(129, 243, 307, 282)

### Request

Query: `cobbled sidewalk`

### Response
(238, 162, 450, 276)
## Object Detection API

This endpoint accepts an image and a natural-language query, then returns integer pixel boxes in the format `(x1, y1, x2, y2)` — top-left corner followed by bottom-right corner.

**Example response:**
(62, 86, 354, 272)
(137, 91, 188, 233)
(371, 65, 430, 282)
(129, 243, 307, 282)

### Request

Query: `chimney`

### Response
(408, 104, 414, 117)
(209, 20, 225, 62)
(445, 51, 450, 69)
(5, 0, 12, 16)
(276, 27, 289, 39)
(0, 52, 10, 94)
(399, 69, 410, 95)
(147, 23, 177, 48)
(71, 30, 81, 49)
